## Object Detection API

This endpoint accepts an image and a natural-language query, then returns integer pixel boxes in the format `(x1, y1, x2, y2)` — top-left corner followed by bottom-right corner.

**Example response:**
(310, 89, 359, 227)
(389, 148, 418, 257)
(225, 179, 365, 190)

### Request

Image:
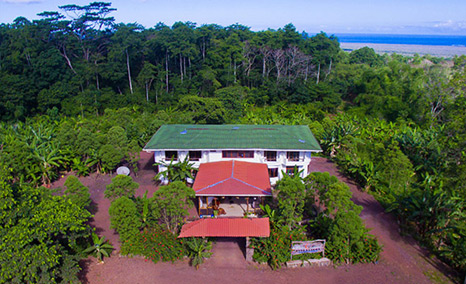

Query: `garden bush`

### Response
(105, 175, 139, 201)
(120, 227, 187, 263)
(305, 172, 382, 264)
(108, 196, 141, 242)
(250, 225, 306, 270)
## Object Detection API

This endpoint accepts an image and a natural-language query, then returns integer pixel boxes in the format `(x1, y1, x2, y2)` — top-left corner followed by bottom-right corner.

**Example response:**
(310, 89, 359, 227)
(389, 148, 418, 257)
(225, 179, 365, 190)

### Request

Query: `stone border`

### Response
(286, 258, 332, 268)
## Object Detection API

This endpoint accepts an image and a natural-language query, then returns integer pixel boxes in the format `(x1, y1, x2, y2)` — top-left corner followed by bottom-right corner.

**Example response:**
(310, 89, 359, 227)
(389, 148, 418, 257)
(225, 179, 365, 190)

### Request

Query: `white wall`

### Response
(153, 149, 313, 185)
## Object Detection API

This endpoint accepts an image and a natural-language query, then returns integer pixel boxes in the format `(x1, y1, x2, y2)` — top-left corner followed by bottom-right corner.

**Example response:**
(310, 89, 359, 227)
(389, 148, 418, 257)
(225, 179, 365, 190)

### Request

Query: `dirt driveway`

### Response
(52, 153, 455, 284)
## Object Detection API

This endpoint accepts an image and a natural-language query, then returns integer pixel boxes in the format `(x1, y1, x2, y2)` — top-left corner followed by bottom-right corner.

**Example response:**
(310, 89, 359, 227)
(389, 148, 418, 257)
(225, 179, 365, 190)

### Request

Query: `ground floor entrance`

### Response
(192, 160, 272, 218)
(204, 238, 247, 268)
(197, 196, 264, 217)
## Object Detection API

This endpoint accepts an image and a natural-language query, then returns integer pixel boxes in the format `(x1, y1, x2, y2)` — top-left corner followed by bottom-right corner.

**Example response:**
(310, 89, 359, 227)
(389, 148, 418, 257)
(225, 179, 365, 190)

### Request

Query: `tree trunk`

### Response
(95, 59, 100, 90)
(202, 37, 206, 60)
(305, 64, 309, 82)
(234, 60, 237, 83)
(316, 63, 320, 84)
(25, 52, 31, 66)
(188, 57, 192, 80)
(165, 51, 169, 93)
(180, 54, 183, 83)
(262, 57, 266, 78)
(61, 46, 77, 75)
(126, 49, 133, 94)
(146, 78, 154, 102)
(183, 56, 187, 78)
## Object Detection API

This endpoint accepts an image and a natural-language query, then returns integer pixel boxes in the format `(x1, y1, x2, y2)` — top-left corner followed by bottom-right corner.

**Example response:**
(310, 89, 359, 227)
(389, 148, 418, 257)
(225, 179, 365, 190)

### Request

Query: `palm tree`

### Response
(186, 237, 213, 269)
(83, 233, 114, 264)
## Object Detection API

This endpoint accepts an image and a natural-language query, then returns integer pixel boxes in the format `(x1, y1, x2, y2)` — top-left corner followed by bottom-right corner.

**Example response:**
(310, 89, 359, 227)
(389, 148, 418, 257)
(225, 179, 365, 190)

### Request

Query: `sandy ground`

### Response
(52, 153, 457, 284)
(340, 42, 466, 57)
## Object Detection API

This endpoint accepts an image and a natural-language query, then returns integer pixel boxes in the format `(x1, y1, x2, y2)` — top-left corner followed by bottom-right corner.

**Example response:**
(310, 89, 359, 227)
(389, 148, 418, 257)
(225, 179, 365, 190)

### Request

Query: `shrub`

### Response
(64, 175, 91, 208)
(99, 144, 124, 173)
(324, 211, 382, 264)
(306, 172, 382, 264)
(105, 175, 139, 201)
(109, 196, 141, 242)
(250, 225, 306, 270)
(121, 227, 187, 263)
(275, 175, 307, 229)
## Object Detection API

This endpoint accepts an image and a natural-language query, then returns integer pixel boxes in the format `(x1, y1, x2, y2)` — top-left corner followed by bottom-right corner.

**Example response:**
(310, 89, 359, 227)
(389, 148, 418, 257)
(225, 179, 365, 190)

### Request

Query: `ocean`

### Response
(334, 33, 466, 47)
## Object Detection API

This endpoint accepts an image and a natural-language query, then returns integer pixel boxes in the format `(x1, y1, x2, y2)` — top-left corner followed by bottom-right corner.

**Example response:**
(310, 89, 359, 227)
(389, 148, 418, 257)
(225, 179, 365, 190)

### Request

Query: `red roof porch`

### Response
(193, 160, 272, 197)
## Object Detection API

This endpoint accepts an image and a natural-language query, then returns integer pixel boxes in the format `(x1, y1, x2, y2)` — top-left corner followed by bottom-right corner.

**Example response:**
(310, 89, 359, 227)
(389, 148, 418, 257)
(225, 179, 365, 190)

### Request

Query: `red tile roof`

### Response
(178, 217, 270, 238)
(193, 160, 272, 196)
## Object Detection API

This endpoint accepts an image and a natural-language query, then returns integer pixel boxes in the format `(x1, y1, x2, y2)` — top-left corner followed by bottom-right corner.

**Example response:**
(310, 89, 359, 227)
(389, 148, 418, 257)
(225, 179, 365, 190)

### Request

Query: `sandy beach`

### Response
(340, 42, 466, 58)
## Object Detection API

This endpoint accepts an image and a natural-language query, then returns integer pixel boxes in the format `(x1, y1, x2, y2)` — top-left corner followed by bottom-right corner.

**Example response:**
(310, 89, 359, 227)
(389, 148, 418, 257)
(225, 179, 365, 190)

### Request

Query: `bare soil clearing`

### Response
(340, 42, 466, 57)
(52, 153, 455, 284)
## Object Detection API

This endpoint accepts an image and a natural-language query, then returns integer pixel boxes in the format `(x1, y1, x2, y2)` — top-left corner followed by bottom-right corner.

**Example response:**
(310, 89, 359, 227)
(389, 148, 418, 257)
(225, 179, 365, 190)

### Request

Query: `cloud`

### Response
(418, 20, 466, 35)
(2, 0, 42, 3)
(432, 20, 466, 30)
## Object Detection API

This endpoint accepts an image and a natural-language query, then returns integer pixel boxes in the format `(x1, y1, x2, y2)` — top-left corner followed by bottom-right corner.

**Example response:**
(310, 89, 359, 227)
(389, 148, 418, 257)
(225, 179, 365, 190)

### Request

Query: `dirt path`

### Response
(310, 157, 454, 284)
(52, 154, 454, 284)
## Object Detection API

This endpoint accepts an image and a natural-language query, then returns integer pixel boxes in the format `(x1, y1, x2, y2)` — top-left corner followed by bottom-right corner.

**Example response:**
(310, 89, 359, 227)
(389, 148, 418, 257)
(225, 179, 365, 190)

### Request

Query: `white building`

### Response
(143, 124, 322, 184)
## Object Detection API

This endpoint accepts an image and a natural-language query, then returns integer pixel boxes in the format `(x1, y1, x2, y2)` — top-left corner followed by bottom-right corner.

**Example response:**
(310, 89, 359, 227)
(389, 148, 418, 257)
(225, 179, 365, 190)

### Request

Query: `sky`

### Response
(1, 0, 466, 35)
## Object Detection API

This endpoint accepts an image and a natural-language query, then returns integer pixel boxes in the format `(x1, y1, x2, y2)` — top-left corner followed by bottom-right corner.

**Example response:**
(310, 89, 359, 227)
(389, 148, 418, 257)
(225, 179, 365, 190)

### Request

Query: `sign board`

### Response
(291, 240, 326, 258)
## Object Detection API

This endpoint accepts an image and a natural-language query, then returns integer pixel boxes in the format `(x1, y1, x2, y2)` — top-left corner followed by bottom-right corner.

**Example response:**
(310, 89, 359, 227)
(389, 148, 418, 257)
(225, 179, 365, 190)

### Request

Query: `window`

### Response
(222, 150, 254, 158)
(189, 151, 202, 161)
(287, 151, 300, 161)
(165, 151, 178, 161)
(264, 151, 277, 161)
(268, 168, 278, 178)
(286, 166, 298, 176)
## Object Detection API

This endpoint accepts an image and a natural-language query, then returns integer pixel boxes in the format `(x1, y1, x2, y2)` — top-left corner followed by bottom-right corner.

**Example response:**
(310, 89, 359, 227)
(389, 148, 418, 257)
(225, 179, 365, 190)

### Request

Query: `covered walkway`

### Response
(178, 217, 270, 238)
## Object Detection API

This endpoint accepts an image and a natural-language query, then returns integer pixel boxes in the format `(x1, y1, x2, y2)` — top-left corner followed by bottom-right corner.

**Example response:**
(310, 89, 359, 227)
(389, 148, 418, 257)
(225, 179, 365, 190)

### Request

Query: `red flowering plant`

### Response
(249, 224, 306, 270)
(121, 226, 187, 263)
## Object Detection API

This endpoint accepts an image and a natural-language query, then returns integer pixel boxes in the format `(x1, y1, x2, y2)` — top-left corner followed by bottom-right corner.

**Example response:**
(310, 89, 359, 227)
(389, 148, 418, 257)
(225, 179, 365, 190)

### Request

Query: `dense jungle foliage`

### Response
(1, 2, 465, 282)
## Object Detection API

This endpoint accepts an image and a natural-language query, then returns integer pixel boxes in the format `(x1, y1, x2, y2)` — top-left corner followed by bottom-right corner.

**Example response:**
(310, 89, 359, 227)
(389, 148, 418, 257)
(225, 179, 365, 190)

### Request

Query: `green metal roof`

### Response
(143, 124, 322, 151)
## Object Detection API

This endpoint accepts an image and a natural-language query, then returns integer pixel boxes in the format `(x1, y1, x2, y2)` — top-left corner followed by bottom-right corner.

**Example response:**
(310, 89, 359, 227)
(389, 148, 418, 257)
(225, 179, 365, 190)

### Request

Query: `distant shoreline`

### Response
(340, 42, 466, 58)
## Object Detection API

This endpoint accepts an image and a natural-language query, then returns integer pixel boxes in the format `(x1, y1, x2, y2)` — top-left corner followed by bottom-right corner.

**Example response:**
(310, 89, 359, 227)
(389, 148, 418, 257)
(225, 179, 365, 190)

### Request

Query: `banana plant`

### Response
(185, 237, 213, 270)
(83, 232, 114, 264)
(260, 204, 281, 226)
(154, 156, 197, 184)
(31, 143, 65, 185)
(71, 157, 91, 176)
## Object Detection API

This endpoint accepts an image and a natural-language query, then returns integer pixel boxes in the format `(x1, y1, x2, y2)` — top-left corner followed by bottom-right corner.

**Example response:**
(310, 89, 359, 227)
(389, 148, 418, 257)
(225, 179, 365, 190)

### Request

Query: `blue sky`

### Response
(1, 0, 466, 35)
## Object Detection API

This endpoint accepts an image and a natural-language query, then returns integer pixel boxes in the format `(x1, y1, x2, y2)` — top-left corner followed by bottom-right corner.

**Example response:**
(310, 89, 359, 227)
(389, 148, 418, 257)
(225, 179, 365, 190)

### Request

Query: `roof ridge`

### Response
(195, 177, 231, 193)
(231, 177, 271, 195)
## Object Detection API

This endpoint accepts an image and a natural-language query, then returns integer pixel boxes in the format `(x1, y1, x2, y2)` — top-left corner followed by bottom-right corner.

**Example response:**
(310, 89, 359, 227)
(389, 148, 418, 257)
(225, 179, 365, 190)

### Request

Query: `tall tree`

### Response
(306, 32, 339, 84)
(152, 181, 195, 234)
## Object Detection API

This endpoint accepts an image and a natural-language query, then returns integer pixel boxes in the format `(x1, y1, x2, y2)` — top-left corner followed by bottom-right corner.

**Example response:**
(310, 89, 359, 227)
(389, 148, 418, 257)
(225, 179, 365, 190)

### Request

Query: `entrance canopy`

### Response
(193, 160, 272, 197)
(178, 217, 270, 238)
